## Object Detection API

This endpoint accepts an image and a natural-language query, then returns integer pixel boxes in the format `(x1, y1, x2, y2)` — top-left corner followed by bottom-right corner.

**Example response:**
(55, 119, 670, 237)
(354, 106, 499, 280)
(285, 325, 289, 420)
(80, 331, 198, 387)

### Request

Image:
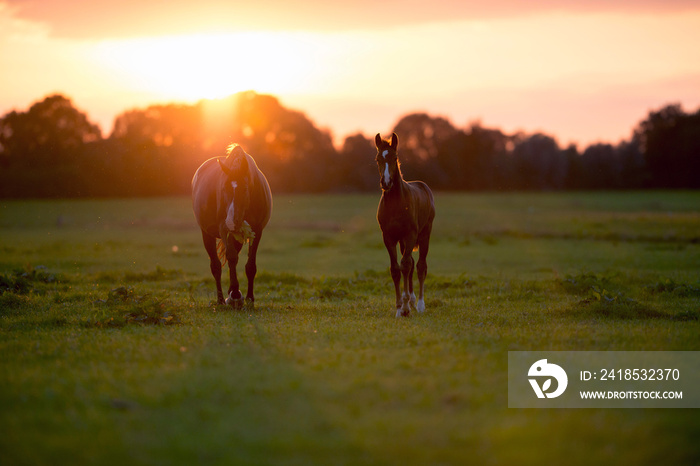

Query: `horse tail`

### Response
(217, 238, 228, 267)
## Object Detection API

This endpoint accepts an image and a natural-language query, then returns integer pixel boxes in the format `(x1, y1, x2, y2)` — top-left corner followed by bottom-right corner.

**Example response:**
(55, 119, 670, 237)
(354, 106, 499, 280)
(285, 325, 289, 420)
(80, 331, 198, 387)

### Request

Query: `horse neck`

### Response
(383, 171, 409, 201)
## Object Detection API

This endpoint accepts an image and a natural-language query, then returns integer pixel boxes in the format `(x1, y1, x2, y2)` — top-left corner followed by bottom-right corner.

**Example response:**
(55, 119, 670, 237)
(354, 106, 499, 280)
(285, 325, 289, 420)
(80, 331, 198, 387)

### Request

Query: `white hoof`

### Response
(416, 299, 425, 313)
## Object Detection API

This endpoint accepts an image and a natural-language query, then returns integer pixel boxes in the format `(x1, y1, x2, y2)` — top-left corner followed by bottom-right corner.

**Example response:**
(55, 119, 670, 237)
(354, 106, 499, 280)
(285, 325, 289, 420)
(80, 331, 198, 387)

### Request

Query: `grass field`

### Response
(1, 192, 699, 465)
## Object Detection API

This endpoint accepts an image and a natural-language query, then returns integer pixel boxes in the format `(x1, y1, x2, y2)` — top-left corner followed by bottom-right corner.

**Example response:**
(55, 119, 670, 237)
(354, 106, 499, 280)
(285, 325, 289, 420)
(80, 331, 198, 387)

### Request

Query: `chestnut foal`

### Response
(375, 133, 435, 317)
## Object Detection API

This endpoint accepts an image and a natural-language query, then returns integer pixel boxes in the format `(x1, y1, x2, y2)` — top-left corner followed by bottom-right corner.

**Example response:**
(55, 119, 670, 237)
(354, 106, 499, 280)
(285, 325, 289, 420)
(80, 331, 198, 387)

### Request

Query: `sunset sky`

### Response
(1, 0, 700, 147)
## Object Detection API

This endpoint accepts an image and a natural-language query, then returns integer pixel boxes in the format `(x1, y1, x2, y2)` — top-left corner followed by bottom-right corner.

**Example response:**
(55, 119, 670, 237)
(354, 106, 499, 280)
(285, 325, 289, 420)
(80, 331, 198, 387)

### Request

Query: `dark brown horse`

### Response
(375, 133, 435, 317)
(192, 144, 272, 307)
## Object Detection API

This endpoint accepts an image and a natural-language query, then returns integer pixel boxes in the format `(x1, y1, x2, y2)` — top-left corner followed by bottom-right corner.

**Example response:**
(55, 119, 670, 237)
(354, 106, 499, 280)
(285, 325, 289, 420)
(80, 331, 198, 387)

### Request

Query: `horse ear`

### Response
(218, 159, 232, 177)
(390, 133, 398, 149)
(375, 133, 383, 148)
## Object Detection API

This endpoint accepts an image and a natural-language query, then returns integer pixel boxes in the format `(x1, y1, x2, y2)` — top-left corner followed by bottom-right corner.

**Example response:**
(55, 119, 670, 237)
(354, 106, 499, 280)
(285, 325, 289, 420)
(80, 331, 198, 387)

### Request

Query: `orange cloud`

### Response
(5, 0, 700, 38)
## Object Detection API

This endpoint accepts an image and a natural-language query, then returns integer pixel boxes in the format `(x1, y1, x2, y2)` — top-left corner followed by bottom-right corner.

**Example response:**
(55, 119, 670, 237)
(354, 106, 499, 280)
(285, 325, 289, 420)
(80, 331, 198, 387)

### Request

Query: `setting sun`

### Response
(2, 1, 700, 145)
(92, 32, 321, 101)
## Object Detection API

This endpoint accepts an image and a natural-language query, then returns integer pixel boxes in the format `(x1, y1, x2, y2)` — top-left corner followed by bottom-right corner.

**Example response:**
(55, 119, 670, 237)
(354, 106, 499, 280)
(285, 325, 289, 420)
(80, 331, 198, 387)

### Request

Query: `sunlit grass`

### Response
(1, 192, 699, 465)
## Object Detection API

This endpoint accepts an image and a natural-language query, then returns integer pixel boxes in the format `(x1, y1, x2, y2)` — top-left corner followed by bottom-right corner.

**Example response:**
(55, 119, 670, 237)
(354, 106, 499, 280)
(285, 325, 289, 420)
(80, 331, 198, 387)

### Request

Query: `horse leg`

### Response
(400, 235, 417, 316)
(416, 226, 432, 313)
(202, 231, 224, 304)
(244, 231, 263, 304)
(383, 236, 402, 316)
(399, 240, 416, 310)
(225, 236, 244, 308)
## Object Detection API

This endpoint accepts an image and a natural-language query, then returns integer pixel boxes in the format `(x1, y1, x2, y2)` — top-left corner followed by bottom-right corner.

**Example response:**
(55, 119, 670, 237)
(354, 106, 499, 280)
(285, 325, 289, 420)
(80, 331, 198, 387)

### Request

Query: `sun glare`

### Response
(93, 32, 319, 101)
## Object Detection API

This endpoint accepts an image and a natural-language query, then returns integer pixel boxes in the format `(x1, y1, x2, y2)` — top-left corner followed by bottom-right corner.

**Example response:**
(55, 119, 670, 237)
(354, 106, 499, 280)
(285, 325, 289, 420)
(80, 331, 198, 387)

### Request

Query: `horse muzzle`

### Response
(225, 201, 246, 232)
(225, 217, 237, 231)
(225, 216, 246, 233)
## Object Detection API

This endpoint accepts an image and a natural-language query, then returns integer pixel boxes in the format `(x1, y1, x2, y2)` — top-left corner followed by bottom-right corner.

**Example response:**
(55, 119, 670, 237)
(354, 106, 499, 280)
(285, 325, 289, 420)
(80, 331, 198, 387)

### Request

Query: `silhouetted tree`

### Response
(633, 104, 700, 188)
(223, 92, 336, 192)
(2, 92, 699, 197)
(435, 124, 509, 190)
(109, 103, 205, 196)
(391, 113, 457, 186)
(509, 133, 567, 190)
(338, 133, 377, 191)
(106, 91, 338, 194)
(0, 94, 101, 164)
(616, 140, 648, 189)
(111, 104, 202, 149)
(568, 142, 646, 190)
(578, 144, 621, 189)
(0, 94, 102, 197)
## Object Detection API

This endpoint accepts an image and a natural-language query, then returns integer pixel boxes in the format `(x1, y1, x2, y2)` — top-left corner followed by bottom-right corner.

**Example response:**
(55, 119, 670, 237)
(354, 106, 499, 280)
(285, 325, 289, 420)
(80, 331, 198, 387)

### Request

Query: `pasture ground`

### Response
(1, 192, 699, 465)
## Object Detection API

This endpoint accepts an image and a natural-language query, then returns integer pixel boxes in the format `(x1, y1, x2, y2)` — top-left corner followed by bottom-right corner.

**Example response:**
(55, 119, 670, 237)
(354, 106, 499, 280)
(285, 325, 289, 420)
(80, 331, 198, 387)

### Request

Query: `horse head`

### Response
(218, 144, 251, 233)
(375, 133, 400, 192)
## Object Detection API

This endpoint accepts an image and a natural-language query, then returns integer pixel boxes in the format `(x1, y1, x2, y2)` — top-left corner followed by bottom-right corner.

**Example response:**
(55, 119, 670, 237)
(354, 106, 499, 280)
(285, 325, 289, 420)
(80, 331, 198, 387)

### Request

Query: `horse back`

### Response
(248, 160, 272, 231)
(192, 155, 272, 237)
(378, 180, 435, 240)
(192, 157, 226, 237)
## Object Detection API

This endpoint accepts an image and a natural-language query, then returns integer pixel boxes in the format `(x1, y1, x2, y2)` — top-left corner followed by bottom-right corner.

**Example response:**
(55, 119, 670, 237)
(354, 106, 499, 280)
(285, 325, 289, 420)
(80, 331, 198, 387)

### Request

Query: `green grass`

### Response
(1, 192, 699, 465)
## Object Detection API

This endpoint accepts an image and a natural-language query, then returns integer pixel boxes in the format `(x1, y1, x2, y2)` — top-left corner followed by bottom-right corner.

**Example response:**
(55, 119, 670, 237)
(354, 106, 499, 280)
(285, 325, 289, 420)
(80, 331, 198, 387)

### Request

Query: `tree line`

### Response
(1, 91, 699, 198)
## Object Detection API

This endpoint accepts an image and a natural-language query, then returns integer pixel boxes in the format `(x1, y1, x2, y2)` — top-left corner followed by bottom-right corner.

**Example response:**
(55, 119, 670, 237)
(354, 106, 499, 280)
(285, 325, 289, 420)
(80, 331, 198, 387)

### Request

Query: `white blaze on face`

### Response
(382, 150, 391, 186)
(225, 181, 238, 230)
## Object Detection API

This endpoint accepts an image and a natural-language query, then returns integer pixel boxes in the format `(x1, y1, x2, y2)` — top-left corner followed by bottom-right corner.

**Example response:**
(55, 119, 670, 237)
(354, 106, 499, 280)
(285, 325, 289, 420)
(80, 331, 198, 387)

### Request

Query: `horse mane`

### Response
(223, 144, 259, 185)
(214, 143, 271, 266)
(394, 156, 404, 180)
(226, 143, 243, 156)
